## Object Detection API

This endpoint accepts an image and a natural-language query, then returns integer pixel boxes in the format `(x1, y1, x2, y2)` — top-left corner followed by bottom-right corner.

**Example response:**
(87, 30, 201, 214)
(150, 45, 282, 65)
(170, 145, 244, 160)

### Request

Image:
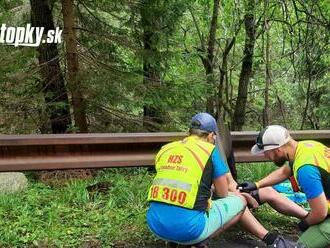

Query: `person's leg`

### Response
(258, 187, 308, 219)
(208, 193, 247, 236)
(194, 194, 246, 248)
(210, 207, 244, 238)
(298, 218, 330, 248)
(238, 198, 302, 247)
(182, 193, 246, 247)
(239, 206, 268, 239)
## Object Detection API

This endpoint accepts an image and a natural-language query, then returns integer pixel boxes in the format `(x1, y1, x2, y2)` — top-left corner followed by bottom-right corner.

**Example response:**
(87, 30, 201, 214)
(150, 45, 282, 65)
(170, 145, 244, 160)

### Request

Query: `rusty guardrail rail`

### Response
(0, 130, 329, 172)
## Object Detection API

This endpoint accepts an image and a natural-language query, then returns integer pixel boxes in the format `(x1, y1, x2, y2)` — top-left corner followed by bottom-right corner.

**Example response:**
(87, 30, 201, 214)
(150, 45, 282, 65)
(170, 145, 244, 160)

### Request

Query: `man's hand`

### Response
(237, 182, 258, 193)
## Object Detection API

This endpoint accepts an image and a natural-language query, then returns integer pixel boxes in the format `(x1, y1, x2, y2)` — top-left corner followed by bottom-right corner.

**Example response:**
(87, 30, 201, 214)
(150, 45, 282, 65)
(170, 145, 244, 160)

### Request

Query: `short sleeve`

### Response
(211, 147, 229, 179)
(297, 165, 323, 200)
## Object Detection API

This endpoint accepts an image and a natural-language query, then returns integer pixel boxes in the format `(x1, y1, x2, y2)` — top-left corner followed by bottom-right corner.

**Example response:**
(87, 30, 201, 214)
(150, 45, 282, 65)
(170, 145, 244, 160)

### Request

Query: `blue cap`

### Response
(190, 112, 217, 133)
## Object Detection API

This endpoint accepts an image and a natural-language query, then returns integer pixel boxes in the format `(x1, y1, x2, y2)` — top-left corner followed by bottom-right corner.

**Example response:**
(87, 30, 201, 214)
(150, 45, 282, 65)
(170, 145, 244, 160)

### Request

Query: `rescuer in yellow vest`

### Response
(147, 114, 303, 248)
(238, 125, 330, 248)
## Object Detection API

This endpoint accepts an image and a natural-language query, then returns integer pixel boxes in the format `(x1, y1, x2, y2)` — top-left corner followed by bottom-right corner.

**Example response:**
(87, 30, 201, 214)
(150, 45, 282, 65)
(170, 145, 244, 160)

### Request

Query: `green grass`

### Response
(0, 168, 157, 248)
(236, 162, 278, 182)
(0, 164, 299, 247)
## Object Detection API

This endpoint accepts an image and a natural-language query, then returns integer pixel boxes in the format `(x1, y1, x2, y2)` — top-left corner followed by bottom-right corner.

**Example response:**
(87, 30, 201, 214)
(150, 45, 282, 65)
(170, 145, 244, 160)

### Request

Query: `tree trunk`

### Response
(300, 61, 312, 130)
(232, 0, 256, 131)
(263, 1, 271, 127)
(300, 16, 314, 130)
(218, 121, 237, 180)
(30, 0, 71, 133)
(30, 0, 91, 181)
(141, 4, 163, 131)
(217, 37, 235, 120)
(276, 94, 288, 127)
(142, 30, 163, 131)
(203, 0, 220, 116)
(61, 0, 88, 133)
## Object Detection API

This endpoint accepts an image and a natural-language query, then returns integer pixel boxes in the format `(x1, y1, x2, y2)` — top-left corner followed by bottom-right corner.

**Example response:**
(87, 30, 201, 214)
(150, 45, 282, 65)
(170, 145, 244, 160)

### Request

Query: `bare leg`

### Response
(239, 207, 268, 239)
(258, 187, 308, 219)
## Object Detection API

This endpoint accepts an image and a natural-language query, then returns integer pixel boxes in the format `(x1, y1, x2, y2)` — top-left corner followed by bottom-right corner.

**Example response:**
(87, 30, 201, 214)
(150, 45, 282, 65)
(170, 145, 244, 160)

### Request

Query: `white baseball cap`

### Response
(251, 125, 291, 155)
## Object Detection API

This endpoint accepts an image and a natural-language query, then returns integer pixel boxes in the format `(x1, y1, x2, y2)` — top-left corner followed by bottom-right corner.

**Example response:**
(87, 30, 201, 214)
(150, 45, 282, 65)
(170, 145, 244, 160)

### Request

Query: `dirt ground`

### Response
(208, 236, 288, 248)
(142, 234, 299, 248)
(209, 237, 267, 248)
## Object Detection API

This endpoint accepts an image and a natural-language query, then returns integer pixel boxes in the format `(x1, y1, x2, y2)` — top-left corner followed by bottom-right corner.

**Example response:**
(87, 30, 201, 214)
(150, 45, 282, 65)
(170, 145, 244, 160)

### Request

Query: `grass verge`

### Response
(0, 164, 301, 247)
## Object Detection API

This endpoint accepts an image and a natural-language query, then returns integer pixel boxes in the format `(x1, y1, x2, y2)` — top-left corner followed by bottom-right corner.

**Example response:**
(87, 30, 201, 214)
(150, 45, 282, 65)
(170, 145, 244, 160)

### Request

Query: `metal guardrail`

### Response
(0, 130, 329, 172)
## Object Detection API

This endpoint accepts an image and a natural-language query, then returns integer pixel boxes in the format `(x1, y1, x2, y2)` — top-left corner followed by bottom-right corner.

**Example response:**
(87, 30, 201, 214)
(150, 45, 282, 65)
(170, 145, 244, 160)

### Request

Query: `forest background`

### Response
(0, 0, 329, 135)
(0, 1, 329, 247)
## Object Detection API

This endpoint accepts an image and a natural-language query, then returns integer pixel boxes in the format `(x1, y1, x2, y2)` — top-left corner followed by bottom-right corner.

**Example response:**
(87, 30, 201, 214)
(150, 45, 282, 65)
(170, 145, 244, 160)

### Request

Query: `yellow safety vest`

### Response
(292, 141, 330, 213)
(147, 136, 214, 210)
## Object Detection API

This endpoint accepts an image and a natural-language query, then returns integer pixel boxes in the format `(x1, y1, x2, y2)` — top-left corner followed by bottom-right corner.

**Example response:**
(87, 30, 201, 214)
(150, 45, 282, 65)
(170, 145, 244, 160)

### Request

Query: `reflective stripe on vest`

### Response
(292, 141, 330, 214)
(147, 136, 214, 209)
(153, 178, 192, 192)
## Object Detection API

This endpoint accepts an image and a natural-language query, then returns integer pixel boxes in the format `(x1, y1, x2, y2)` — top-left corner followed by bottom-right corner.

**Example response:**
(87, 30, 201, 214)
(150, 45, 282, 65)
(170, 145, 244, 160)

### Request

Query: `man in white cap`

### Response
(238, 125, 330, 248)
(147, 115, 302, 248)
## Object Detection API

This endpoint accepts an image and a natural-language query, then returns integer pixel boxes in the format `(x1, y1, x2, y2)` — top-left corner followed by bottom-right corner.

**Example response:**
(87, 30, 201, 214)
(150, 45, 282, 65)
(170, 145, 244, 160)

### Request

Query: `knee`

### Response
(232, 192, 247, 209)
(239, 194, 247, 209)
(258, 186, 278, 202)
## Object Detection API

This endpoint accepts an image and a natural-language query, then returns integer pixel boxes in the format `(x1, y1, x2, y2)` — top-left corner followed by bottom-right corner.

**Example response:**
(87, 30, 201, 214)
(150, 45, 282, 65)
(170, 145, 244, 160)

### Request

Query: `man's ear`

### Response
(206, 132, 214, 143)
(276, 147, 283, 154)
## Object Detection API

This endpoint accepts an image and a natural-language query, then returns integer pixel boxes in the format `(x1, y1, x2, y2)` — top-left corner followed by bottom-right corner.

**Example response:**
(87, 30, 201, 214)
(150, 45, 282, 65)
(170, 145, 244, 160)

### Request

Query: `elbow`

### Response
(310, 208, 328, 224)
(315, 212, 328, 224)
(317, 207, 328, 221)
(320, 210, 328, 220)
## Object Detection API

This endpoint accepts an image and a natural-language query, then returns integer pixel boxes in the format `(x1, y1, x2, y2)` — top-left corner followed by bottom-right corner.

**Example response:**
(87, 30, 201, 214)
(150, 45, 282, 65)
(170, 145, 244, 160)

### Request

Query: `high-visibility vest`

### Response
(147, 136, 214, 210)
(292, 141, 330, 214)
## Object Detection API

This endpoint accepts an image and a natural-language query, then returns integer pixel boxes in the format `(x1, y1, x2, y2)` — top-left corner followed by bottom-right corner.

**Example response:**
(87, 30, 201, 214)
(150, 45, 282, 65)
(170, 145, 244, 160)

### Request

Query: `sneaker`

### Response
(267, 236, 305, 248)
